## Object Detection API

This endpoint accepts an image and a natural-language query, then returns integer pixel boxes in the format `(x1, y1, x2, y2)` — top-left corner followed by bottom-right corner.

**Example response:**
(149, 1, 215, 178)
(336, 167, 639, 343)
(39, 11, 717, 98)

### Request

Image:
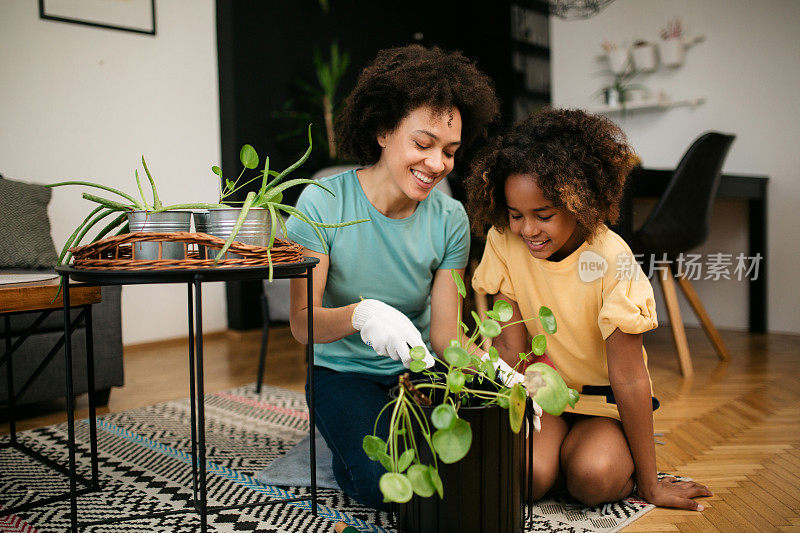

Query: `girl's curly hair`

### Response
(466, 108, 639, 240)
(336, 45, 500, 165)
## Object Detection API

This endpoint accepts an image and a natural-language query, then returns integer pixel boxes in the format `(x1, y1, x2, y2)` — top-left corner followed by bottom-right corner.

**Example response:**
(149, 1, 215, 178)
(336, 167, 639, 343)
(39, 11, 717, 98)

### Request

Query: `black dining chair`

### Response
(628, 131, 736, 378)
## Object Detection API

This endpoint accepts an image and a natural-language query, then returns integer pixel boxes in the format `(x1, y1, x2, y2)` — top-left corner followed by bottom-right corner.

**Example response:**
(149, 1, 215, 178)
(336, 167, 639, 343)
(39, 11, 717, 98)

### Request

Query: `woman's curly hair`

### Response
(466, 108, 639, 241)
(336, 45, 500, 165)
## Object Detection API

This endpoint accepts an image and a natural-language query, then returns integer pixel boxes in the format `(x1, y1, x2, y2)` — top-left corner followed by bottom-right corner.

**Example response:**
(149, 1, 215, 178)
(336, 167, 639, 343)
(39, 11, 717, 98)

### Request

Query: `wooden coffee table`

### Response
(0, 274, 103, 519)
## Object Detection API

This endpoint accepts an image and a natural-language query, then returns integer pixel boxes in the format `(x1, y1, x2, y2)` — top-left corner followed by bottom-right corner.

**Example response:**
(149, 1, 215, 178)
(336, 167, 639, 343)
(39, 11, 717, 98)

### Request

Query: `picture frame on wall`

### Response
(39, 0, 156, 36)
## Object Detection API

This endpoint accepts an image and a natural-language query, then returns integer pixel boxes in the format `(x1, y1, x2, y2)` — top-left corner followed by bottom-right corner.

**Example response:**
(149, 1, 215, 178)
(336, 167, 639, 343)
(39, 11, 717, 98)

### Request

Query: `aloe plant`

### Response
(364, 270, 579, 503)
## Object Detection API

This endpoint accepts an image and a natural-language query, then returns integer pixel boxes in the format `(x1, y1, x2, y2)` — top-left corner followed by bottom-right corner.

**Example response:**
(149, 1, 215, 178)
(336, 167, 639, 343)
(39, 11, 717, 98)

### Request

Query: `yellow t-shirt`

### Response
(472, 225, 658, 419)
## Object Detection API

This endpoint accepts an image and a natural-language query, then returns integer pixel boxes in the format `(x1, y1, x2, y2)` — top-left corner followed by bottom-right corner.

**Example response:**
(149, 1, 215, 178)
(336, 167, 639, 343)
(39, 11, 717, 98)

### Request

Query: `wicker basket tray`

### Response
(68, 232, 304, 270)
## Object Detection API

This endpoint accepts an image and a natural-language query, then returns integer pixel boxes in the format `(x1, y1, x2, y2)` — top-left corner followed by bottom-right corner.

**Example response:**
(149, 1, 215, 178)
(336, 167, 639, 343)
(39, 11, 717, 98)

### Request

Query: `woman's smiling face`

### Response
(505, 173, 584, 261)
(377, 106, 462, 202)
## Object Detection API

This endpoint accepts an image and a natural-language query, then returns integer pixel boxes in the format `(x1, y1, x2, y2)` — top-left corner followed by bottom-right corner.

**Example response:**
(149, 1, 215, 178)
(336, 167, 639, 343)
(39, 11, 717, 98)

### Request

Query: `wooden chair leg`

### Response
(674, 274, 731, 361)
(658, 267, 693, 378)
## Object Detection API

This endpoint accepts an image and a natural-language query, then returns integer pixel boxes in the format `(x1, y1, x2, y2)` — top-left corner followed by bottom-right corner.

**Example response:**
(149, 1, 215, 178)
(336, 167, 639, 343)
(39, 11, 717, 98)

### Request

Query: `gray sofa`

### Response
(0, 175, 124, 407)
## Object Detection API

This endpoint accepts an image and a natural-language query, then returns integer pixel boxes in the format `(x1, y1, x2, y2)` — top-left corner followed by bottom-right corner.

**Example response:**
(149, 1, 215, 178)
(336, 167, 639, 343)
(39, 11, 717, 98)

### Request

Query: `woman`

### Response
(286, 44, 499, 509)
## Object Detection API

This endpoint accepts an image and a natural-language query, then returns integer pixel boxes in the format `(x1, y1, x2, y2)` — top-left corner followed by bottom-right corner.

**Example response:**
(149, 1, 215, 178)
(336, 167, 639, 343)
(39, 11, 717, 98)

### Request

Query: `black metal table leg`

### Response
(194, 277, 208, 532)
(4, 316, 16, 445)
(84, 305, 100, 490)
(187, 283, 200, 508)
(306, 266, 317, 516)
(63, 275, 79, 533)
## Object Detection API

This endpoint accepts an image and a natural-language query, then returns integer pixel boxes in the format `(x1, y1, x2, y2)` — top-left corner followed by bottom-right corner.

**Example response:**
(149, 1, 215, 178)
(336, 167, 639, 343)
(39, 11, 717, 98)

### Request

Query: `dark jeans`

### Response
(307, 365, 406, 511)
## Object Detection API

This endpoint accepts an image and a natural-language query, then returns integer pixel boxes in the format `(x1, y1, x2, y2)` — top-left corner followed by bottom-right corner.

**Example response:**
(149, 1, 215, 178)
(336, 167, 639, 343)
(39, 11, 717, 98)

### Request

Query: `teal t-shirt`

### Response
(286, 169, 470, 375)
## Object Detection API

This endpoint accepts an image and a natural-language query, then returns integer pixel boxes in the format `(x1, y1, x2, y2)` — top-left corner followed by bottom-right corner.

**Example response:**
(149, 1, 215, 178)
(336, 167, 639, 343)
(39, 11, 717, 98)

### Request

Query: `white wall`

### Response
(0, 0, 226, 344)
(551, 0, 800, 334)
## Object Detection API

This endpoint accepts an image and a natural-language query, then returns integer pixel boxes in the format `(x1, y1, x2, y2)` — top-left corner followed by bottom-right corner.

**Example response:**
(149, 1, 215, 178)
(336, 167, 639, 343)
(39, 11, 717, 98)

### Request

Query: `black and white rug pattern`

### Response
(1, 385, 657, 532)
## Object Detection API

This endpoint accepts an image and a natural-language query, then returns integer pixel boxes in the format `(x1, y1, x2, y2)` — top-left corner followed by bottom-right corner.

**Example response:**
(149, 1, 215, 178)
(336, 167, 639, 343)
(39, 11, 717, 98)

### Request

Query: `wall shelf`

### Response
(591, 96, 706, 115)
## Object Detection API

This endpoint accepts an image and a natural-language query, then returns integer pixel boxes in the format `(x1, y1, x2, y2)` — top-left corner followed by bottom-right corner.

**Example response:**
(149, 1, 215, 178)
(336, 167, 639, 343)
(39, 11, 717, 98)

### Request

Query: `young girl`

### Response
(467, 109, 712, 510)
(287, 45, 499, 510)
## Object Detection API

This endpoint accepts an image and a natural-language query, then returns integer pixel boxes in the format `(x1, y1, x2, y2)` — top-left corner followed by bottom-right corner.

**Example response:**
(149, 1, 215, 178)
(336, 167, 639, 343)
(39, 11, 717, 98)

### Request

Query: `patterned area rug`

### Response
(0, 385, 658, 532)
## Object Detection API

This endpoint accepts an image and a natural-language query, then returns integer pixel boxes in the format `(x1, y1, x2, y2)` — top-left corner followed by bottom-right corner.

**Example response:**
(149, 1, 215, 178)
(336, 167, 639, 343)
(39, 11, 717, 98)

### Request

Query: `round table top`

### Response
(56, 257, 320, 285)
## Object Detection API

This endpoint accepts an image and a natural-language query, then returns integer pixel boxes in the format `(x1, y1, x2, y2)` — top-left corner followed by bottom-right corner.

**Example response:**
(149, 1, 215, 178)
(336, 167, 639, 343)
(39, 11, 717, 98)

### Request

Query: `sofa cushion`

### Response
(0, 175, 58, 269)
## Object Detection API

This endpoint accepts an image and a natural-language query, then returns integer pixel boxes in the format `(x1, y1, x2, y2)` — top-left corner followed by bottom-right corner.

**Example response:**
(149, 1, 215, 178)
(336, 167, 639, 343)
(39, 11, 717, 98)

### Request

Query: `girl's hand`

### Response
(639, 476, 713, 511)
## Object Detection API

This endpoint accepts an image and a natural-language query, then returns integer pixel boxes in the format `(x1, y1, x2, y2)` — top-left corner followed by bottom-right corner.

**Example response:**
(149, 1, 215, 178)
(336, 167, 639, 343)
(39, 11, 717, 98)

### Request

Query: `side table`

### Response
(57, 259, 319, 533)
(0, 277, 102, 517)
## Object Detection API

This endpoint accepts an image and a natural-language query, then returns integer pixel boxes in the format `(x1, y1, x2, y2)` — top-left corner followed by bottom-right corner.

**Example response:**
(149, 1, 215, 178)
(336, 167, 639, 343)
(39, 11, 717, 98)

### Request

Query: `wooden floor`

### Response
(2, 325, 799, 532)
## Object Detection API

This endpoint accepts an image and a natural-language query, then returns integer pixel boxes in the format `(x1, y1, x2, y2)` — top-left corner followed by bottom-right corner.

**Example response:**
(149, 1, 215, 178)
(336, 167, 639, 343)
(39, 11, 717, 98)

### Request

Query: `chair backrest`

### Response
(635, 132, 736, 255)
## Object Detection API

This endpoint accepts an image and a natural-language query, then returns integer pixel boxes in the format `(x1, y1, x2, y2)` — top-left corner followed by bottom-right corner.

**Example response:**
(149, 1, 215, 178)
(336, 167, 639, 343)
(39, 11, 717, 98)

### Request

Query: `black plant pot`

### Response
(392, 395, 527, 533)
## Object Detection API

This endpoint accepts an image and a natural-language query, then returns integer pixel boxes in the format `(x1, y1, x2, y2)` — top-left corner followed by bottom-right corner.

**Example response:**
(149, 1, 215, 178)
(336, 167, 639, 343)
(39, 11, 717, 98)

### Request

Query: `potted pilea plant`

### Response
(363, 271, 578, 533)
(198, 125, 368, 276)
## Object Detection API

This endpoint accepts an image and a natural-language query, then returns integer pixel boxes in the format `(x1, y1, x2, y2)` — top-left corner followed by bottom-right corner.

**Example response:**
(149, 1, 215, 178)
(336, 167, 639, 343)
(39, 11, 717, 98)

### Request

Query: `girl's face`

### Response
(377, 106, 462, 202)
(505, 173, 584, 262)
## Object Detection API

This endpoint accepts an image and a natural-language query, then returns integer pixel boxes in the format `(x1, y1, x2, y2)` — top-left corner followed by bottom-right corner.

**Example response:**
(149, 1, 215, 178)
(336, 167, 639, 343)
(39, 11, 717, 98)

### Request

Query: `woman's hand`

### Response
(352, 299, 435, 369)
(639, 476, 713, 511)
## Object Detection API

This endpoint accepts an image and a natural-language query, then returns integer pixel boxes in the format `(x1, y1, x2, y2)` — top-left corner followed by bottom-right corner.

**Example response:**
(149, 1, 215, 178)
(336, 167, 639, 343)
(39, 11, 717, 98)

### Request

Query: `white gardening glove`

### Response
(480, 353, 542, 433)
(351, 299, 435, 370)
(481, 352, 525, 387)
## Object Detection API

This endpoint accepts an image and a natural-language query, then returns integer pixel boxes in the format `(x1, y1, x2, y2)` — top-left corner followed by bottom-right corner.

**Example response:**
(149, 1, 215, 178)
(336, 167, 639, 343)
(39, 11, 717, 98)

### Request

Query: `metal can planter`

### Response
(207, 207, 271, 258)
(127, 210, 192, 260)
(192, 210, 211, 259)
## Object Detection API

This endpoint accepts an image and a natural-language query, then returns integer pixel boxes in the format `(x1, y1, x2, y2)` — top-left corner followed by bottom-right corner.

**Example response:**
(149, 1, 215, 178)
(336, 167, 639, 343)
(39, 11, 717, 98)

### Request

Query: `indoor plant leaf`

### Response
(525, 362, 573, 416)
(379, 472, 413, 503)
(538, 306, 557, 334)
(431, 403, 457, 431)
(397, 448, 415, 473)
(508, 383, 527, 434)
(429, 466, 444, 498)
(492, 300, 513, 322)
(443, 345, 470, 367)
(409, 346, 427, 361)
(447, 369, 466, 393)
(407, 464, 436, 498)
(362, 435, 386, 461)
(532, 334, 547, 356)
(478, 318, 501, 338)
(432, 418, 472, 464)
(409, 360, 427, 373)
(239, 144, 259, 169)
(450, 269, 466, 298)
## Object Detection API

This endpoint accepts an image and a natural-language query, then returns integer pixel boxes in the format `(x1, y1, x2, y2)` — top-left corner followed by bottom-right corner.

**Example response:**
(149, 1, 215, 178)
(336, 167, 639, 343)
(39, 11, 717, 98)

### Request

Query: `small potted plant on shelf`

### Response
(364, 271, 578, 533)
(659, 17, 685, 67)
(632, 39, 658, 72)
(601, 40, 630, 75)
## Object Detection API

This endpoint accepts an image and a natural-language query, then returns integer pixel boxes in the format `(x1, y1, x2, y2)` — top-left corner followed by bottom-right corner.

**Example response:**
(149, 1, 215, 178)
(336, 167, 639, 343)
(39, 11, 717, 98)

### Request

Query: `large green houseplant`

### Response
(364, 271, 579, 507)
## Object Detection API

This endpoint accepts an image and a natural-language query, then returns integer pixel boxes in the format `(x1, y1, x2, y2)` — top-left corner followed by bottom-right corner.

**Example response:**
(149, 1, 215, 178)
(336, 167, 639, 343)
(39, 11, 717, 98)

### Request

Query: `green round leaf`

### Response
(450, 269, 466, 298)
(443, 345, 470, 367)
(362, 435, 386, 461)
(496, 394, 510, 409)
(407, 464, 436, 498)
(538, 306, 557, 334)
(265, 191, 283, 204)
(487, 346, 500, 363)
(211, 165, 223, 177)
(431, 403, 457, 431)
(508, 383, 527, 434)
(532, 334, 547, 356)
(397, 448, 415, 473)
(480, 359, 496, 381)
(479, 319, 502, 338)
(568, 387, 580, 407)
(239, 144, 259, 169)
(447, 369, 466, 393)
(429, 466, 444, 498)
(377, 451, 394, 472)
(379, 472, 413, 503)
(432, 418, 472, 464)
(492, 300, 513, 322)
(409, 346, 427, 361)
(449, 339, 460, 348)
(409, 359, 427, 373)
(527, 362, 572, 416)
